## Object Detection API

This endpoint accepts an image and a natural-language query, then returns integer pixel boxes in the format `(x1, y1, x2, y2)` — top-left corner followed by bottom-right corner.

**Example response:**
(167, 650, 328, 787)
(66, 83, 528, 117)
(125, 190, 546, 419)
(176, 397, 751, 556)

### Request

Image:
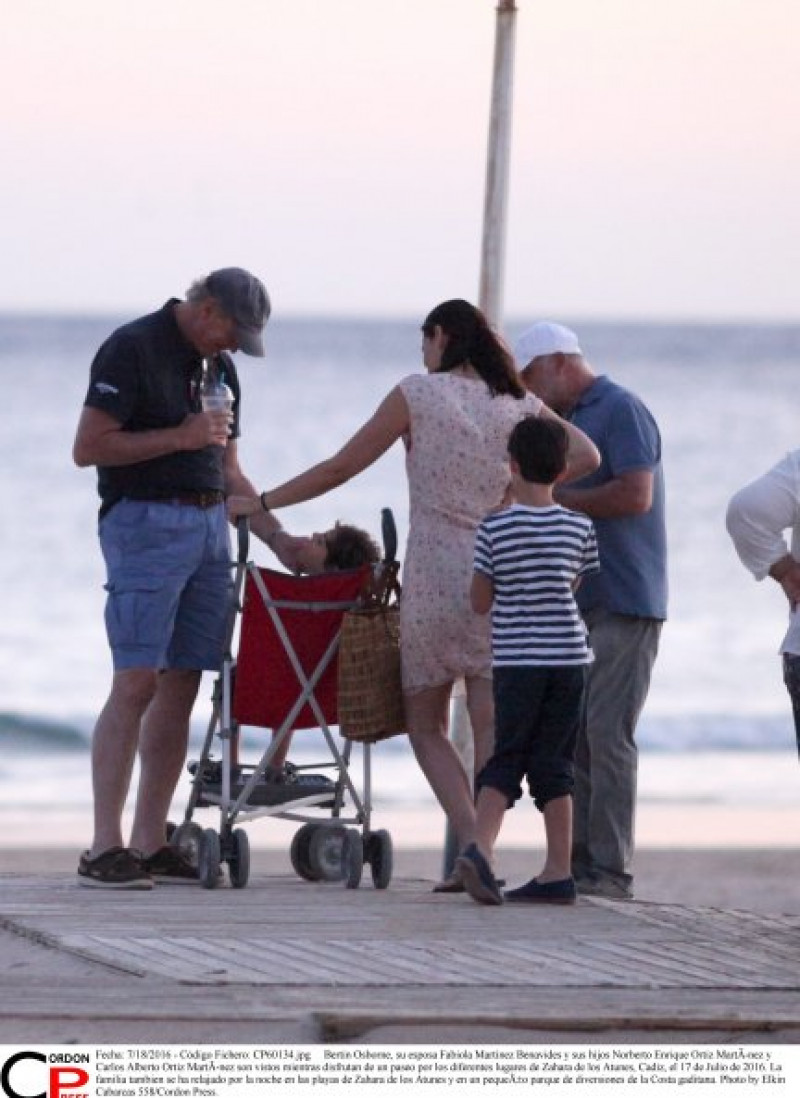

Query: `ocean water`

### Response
(1, 313, 799, 843)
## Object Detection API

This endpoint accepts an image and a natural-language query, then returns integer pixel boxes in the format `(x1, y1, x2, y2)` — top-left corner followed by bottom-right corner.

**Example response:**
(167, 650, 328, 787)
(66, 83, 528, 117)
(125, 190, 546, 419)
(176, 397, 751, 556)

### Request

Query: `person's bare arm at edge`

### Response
(471, 572, 494, 615)
(554, 467, 653, 520)
(72, 406, 230, 467)
(537, 403, 600, 483)
(227, 386, 410, 517)
(767, 555, 800, 609)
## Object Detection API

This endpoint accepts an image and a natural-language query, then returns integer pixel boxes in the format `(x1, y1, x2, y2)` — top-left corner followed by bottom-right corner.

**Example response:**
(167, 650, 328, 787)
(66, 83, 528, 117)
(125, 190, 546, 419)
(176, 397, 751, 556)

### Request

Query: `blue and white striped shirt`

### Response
(473, 505, 600, 667)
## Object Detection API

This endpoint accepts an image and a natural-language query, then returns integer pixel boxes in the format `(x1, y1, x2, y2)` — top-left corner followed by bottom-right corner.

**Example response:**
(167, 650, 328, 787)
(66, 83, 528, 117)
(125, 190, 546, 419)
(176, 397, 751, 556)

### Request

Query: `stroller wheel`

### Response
(341, 829, 364, 890)
(308, 825, 348, 882)
(366, 829, 393, 890)
(169, 821, 204, 867)
(198, 829, 222, 889)
(290, 823, 322, 881)
(228, 828, 250, 889)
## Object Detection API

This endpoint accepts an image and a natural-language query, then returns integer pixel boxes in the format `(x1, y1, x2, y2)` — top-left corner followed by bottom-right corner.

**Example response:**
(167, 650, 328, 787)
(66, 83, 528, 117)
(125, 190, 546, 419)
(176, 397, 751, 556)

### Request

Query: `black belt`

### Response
(134, 491, 225, 509)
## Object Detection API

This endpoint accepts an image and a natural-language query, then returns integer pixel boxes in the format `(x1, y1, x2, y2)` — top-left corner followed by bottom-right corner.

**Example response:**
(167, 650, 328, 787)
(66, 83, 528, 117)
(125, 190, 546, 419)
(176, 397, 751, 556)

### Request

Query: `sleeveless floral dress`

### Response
(398, 372, 542, 692)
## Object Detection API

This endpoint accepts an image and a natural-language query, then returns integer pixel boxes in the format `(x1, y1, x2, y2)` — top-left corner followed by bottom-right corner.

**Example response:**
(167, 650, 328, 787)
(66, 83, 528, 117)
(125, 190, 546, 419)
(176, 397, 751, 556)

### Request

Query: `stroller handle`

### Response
(237, 516, 250, 563)
(381, 508, 397, 563)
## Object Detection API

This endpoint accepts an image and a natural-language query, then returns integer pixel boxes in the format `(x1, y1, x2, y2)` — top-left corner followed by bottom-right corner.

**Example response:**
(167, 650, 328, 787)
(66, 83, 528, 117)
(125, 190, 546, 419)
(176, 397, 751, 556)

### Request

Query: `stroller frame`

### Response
(171, 514, 396, 891)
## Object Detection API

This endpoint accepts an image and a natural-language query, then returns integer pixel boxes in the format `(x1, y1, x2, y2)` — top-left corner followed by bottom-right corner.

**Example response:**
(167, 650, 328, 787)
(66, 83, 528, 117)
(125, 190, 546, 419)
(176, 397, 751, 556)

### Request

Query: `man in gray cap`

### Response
(515, 322, 667, 900)
(73, 268, 271, 888)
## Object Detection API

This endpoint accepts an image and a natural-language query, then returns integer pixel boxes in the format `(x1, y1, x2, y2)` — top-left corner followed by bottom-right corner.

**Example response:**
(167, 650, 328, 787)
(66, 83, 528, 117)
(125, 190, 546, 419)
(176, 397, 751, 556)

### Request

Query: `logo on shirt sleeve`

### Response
(94, 381, 119, 395)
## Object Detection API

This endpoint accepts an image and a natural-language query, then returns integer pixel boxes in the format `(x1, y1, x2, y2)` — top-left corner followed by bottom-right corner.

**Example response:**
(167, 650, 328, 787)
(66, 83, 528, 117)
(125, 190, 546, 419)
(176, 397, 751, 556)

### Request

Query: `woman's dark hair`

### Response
(421, 298, 525, 399)
(507, 415, 568, 484)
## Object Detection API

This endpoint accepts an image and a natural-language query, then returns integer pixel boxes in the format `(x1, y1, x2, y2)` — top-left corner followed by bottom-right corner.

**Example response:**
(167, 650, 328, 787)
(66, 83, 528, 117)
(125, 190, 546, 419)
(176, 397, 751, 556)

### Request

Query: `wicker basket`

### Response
(337, 604, 405, 743)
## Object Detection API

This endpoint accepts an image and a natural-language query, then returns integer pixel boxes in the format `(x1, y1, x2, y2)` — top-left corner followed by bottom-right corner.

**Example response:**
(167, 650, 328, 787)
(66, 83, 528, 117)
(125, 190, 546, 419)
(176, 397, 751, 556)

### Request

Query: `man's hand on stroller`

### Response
(227, 494, 261, 520)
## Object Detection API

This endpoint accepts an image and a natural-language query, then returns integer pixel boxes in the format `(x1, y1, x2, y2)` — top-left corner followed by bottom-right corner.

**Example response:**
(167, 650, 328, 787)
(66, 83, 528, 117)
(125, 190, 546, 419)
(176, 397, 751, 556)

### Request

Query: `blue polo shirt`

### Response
(569, 376, 667, 620)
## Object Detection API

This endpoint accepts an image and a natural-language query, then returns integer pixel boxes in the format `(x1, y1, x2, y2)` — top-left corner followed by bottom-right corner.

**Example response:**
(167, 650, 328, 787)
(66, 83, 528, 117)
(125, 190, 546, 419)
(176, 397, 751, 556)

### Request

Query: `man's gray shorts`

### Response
(99, 499, 233, 672)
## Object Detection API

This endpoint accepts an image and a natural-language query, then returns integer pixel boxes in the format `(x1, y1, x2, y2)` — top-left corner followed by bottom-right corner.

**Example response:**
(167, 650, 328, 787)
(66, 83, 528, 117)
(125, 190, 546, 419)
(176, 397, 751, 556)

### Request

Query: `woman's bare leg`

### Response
(464, 675, 495, 777)
(473, 786, 508, 864)
(405, 684, 476, 848)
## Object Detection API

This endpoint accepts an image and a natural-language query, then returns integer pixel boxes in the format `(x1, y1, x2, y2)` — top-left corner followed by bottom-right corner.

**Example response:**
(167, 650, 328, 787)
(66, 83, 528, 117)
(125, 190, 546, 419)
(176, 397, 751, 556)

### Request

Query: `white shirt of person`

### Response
(726, 449, 800, 656)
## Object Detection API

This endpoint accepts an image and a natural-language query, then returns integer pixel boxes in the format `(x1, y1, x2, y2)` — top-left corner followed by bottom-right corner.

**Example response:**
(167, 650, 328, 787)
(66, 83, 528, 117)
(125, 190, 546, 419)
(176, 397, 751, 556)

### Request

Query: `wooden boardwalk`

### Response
(2, 861, 799, 1044)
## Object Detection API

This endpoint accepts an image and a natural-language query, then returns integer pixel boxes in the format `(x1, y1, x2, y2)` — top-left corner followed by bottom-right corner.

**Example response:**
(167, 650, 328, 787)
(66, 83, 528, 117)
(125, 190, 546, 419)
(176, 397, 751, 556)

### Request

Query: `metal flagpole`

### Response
(479, 0, 518, 327)
(443, 0, 519, 879)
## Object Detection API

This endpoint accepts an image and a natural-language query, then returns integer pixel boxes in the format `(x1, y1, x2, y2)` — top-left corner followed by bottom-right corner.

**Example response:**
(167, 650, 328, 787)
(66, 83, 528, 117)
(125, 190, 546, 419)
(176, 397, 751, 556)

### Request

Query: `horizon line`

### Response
(1, 308, 799, 328)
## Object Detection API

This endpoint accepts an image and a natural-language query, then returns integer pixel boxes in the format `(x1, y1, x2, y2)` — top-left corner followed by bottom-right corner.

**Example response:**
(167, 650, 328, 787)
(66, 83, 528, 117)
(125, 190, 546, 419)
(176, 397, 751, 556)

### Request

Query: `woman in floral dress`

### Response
(229, 300, 599, 866)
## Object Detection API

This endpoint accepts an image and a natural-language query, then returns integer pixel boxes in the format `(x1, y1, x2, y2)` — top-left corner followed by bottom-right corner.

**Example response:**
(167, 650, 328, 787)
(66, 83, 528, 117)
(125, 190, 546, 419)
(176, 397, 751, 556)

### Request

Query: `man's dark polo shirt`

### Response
(82, 299, 241, 514)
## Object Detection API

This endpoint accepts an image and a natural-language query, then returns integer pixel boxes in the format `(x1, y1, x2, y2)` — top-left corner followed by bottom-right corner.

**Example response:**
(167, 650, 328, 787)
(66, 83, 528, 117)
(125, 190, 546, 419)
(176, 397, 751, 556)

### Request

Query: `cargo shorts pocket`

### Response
(104, 577, 173, 653)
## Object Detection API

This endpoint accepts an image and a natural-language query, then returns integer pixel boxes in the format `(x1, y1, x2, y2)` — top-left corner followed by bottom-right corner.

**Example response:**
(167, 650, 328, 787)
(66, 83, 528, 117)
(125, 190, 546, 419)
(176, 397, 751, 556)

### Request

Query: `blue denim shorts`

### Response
(99, 499, 233, 672)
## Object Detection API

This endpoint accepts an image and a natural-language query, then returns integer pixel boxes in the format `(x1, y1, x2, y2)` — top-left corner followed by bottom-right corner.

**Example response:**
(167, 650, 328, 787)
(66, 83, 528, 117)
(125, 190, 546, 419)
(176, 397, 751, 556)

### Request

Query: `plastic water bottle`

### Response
(199, 358, 234, 414)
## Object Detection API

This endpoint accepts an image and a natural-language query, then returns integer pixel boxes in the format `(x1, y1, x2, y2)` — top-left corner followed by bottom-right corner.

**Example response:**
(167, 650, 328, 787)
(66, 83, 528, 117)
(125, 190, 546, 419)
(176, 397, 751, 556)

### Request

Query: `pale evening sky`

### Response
(0, 0, 797, 321)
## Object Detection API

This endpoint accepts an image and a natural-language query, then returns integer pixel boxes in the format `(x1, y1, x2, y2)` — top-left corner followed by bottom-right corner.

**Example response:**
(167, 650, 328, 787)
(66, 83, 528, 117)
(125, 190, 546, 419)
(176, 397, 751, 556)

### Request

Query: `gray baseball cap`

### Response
(206, 267, 271, 357)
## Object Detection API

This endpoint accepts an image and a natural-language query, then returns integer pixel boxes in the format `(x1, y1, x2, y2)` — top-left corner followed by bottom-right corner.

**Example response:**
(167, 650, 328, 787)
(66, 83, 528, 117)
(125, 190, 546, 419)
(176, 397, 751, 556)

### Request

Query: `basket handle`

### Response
(360, 560, 401, 609)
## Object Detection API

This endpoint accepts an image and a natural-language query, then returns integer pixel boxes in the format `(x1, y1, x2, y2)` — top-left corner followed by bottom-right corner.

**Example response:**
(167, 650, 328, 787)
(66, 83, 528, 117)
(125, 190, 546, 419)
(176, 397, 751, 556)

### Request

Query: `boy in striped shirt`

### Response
(457, 415, 600, 905)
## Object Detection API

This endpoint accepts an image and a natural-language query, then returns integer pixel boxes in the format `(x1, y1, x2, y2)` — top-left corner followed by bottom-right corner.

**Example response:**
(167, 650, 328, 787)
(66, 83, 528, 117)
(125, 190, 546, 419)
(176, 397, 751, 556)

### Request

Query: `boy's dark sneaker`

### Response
(455, 843, 504, 906)
(142, 845, 200, 884)
(504, 876, 577, 905)
(77, 847, 153, 890)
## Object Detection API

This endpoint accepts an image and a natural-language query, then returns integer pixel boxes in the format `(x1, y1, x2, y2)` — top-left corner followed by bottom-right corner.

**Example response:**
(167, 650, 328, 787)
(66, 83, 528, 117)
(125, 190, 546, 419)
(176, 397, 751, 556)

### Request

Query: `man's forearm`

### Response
(74, 407, 229, 468)
(555, 473, 652, 519)
(768, 554, 800, 607)
(76, 424, 189, 468)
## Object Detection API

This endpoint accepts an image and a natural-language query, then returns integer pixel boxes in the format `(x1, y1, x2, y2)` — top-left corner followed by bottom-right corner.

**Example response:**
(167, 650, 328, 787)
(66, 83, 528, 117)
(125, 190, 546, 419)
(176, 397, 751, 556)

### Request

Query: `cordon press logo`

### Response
(1, 1051, 90, 1098)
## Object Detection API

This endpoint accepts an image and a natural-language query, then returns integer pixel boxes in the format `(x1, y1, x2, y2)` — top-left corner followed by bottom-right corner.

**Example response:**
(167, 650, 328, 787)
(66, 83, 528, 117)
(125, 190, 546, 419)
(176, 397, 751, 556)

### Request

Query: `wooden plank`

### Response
(314, 1009, 800, 1044)
(51, 931, 800, 990)
(583, 939, 764, 987)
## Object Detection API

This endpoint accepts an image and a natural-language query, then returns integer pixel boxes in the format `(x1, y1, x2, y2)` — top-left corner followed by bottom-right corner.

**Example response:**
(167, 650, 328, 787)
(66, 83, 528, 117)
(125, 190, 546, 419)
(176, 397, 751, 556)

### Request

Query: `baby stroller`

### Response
(169, 510, 401, 891)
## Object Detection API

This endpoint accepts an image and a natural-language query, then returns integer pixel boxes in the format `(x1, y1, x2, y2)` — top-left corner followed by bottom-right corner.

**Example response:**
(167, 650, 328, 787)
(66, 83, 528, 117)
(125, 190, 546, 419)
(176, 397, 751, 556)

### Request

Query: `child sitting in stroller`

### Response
(248, 509, 380, 789)
(257, 512, 380, 579)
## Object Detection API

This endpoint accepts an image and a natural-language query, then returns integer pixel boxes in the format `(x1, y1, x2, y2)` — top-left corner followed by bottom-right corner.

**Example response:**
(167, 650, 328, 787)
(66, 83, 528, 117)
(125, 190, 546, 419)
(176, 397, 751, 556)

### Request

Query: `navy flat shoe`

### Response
(504, 876, 577, 905)
(455, 843, 504, 906)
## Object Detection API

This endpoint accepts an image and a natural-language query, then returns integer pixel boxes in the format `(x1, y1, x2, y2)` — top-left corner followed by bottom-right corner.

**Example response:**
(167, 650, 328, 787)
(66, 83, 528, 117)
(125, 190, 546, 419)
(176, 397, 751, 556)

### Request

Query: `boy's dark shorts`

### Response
(477, 664, 587, 812)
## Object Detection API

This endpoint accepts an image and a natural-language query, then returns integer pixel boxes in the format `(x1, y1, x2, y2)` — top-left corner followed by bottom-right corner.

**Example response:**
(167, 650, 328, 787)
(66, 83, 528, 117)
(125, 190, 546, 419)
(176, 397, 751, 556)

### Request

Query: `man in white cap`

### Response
(73, 268, 273, 888)
(514, 322, 667, 900)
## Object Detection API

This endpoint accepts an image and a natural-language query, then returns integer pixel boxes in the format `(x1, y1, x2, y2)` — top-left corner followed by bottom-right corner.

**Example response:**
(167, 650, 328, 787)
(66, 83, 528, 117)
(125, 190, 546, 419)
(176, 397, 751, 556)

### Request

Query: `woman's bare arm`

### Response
(537, 403, 601, 483)
(228, 386, 410, 517)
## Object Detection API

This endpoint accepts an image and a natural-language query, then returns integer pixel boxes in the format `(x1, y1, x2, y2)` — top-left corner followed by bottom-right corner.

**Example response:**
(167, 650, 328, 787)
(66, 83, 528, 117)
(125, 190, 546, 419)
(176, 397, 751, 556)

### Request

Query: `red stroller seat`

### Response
(234, 567, 368, 731)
